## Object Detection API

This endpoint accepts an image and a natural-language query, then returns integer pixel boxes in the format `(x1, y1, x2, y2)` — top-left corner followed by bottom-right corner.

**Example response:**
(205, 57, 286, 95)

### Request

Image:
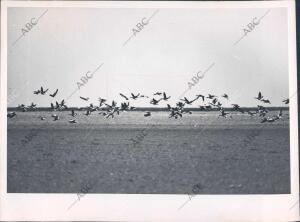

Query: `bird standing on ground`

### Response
(70, 109, 77, 117)
(144, 111, 151, 117)
(7, 112, 16, 118)
(51, 114, 59, 121)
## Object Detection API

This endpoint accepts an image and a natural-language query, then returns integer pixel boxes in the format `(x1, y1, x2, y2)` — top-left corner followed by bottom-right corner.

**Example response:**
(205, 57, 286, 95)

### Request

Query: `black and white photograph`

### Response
(0, 0, 299, 221)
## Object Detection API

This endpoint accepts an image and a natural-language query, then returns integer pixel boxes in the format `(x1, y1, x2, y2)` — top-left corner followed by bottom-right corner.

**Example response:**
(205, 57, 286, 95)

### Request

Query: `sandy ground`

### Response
(7, 111, 290, 194)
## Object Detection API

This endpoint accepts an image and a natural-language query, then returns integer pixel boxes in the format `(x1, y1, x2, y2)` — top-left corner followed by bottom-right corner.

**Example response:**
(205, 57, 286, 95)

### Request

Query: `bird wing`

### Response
(120, 93, 128, 100)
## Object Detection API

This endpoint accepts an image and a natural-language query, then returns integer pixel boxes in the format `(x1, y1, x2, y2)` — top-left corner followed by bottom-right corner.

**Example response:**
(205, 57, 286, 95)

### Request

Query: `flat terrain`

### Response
(7, 111, 290, 194)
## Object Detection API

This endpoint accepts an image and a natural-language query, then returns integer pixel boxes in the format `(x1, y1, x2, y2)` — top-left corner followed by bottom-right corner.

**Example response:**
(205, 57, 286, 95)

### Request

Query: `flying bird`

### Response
(261, 99, 271, 104)
(33, 89, 41, 95)
(207, 94, 216, 99)
(180, 97, 198, 105)
(49, 89, 58, 97)
(98, 98, 107, 107)
(150, 98, 162, 105)
(50, 103, 56, 110)
(69, 119, 77, 124)
(40, 87, 49, 95)
(255, 92, 263, 100)
(219, 109, 229, 118)
(29, 102, 37, 109)
(119, 93, 129, 100)
(162, 92, 170, 101)
(196, 94, 205, 101)
(221, 94, 229, 99)
(282, 98, 289, 104)
(130, 93, 140, 100)
(80, 96, 89, 101)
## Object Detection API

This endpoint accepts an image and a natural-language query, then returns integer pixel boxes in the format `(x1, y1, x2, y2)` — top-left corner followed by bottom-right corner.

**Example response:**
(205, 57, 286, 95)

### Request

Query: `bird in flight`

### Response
(261, 99, 271, 104)
(120, 102, 130, 111)
(255, 92, 263, 100)
(119, 93, 129, 100)
(140, 94, 149, 98)
(180, 97, 198, 105)
(232, 104, 244, 113)
(150, 98, 162, 105)
(80, 96, 89, 101)
(40, 87, 49, 95)
(162, 92, 170, 101)
(49, 89, 58, 97)
(207, 94, 216, 99)
(33, 89, 41, 95)
(98, 98, 107, 107)
(219, 108, 230, 118)
(282, 98, 289, 104)
(196, 94, 205, 101)
(29, 102, 37, 109)
(130, 93, 140, 100)
(154, 92, 162, 96)
(221, 94, 229, 100)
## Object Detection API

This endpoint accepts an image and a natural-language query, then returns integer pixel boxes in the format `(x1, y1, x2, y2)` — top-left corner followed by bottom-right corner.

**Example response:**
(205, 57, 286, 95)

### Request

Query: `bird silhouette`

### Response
(255, 92, 263, 100)
(80, 96, 89, 101)
(119, 93, 129, 100)
(221, 94, 229, 99)
(69, 119, 77, 124)
(49, 89, 58, 97)
(207, 94, 216, 99)
(130, 93, 140, 100)
(40, 87, 49, 95)
(144, 111, 151, 117)
(196, 94, 205, 101)
(261, 99, 271, 104)
(162, 92, 170, 101)
(150, 98, 162, 105)
(282, 98, 289, 104)
(7, 112, 16, 118)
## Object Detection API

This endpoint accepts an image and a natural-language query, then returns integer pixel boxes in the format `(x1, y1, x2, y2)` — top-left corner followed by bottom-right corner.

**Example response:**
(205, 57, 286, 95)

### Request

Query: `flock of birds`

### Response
(7, 87, 290, 124)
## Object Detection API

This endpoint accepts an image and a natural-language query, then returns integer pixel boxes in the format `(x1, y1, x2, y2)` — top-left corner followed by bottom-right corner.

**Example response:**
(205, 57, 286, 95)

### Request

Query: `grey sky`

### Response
(7, 7, 289, 107)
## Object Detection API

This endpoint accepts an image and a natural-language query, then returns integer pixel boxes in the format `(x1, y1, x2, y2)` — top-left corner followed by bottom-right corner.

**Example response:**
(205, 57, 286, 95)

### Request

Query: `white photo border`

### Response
(0, 1, 299, 221)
